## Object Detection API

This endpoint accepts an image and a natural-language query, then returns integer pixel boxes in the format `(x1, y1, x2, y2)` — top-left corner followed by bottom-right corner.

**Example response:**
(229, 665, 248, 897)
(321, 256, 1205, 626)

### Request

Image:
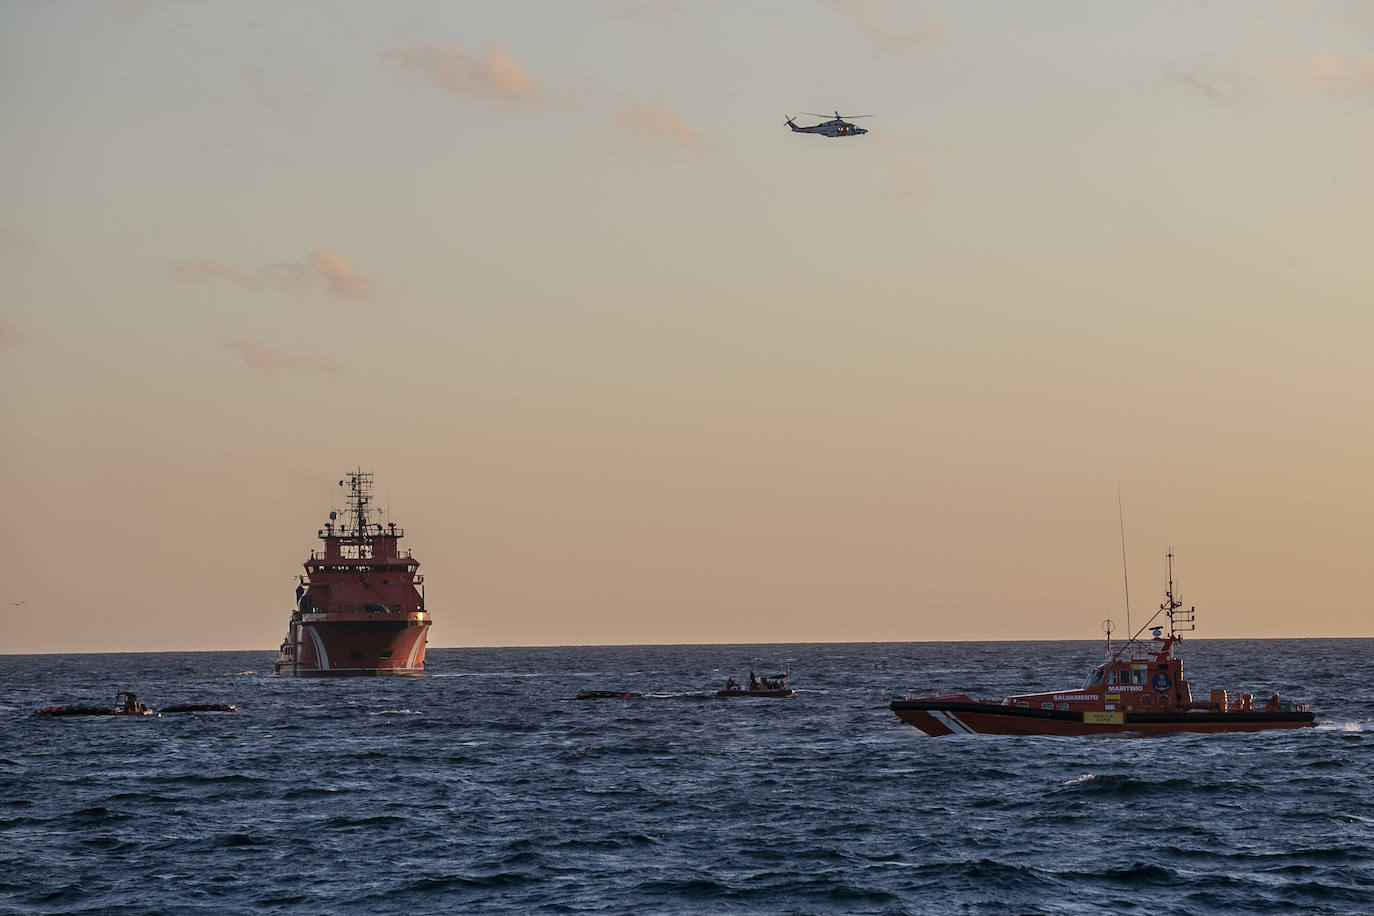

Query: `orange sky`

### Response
(2, 2, 1372, 652)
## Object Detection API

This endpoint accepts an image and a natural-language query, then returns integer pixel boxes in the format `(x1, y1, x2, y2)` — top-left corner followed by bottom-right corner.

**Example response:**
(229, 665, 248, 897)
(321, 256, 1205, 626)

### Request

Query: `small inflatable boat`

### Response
(34, 692, 237, 717)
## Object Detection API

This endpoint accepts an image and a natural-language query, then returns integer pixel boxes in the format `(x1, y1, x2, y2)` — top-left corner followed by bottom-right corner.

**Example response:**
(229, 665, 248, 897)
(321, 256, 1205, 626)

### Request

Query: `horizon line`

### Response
(4, 634, 1371, 657)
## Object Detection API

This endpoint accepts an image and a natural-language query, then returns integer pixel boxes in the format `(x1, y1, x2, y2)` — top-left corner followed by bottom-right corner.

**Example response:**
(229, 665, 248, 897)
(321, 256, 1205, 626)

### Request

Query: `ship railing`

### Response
(1111, 637, 1168, 662)
(309, 549, 417, 562)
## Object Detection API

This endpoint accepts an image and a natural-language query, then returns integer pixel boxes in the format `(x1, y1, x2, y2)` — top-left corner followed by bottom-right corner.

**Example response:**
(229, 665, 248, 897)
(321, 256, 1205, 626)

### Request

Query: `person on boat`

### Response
(1265, 693, 1280, 713)
(725, 677, 738, 691)
(748, 672, 757, 691)
(120, 692, 144, 715)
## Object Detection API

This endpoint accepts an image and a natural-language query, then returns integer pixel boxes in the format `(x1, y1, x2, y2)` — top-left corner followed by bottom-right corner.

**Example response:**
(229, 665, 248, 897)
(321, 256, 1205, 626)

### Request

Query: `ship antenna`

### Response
(1117, 484, 1131, 643)
(1164, 548, 1182, 636)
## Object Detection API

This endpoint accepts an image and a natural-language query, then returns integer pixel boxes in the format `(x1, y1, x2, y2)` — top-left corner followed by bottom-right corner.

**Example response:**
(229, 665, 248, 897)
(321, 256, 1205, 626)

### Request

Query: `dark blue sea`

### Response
(2, 640, 1372, 914)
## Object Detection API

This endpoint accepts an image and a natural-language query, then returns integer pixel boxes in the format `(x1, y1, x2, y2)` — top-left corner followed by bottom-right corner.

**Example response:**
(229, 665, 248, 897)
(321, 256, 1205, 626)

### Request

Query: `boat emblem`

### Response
(1151, 672, 1173, 692)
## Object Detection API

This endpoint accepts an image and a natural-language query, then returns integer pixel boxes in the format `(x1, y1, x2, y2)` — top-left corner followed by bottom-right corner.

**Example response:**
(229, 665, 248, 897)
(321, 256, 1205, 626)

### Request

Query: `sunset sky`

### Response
(2, 1, 1372, 653)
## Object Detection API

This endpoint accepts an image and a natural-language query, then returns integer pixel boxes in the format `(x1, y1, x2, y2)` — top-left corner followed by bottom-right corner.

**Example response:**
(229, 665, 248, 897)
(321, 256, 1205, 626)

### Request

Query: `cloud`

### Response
(613, 103, 705, 150)
(1170, 72, 1220, 99)
(311, 248, 372, 298)
(173, 259, 299, 290)
(827, 0, 945, 53)
(174, 250, 372, 299)
(382, 41, 541, 102)
(222, 340, 336, 373)
(1295, 52, 1374, 91)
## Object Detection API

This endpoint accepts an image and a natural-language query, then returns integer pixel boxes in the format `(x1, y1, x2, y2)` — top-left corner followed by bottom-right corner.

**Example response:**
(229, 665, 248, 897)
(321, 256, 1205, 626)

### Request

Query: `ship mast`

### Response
(342, 469, 376, 556)
(1163, 548, 1195, 639)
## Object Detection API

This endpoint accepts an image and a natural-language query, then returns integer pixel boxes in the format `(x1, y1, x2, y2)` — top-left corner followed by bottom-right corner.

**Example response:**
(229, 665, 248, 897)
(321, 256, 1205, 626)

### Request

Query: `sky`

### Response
(2, 0, 1372, 653)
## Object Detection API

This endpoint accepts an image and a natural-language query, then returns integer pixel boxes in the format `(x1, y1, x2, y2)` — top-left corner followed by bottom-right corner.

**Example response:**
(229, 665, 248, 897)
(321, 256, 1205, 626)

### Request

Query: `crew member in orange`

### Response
(1265, 693, 1280, 713)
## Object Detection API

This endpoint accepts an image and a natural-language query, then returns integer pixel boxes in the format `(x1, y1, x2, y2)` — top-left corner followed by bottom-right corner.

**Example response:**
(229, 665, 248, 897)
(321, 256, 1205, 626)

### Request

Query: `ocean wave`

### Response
(5, 641, 1374, 914)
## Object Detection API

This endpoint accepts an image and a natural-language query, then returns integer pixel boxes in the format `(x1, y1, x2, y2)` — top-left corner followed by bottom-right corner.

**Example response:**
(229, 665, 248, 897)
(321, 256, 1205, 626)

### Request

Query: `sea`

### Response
(2, 640, 1371, 915)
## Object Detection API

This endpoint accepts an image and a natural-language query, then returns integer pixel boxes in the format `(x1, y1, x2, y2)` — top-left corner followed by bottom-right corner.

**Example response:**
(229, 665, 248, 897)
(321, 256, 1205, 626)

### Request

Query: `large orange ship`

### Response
(274, 470, 432, 677)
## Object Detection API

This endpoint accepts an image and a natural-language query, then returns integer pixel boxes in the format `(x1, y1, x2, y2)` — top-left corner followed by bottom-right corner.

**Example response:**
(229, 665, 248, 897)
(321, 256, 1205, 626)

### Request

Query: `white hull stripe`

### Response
(307, 627, 330, 670)
(404, 632, 424, 670)
(930, 710, 976, 735)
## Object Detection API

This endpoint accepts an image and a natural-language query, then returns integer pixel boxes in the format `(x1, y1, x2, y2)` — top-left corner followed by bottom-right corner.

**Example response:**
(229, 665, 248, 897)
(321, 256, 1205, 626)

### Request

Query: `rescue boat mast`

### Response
(1107, 549, 1198, 663)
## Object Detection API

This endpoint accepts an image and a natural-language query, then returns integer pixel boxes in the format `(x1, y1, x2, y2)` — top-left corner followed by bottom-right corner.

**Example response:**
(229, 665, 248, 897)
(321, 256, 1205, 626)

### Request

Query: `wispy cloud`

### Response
(173, 249, 372, 299)
(826, 0, 945, 53)
(222, 340, 337, 373)
(173, 259, 308, 291)
(311, 249, 372, 298)
(1294, 52, 1374, 91)
(614, 103, 706, 150)
(382, 41, 541, 103)
(1169, 72, 1221, 100)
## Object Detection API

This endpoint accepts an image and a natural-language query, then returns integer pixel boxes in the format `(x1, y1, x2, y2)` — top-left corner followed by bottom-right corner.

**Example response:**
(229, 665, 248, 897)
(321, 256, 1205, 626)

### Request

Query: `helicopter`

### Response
(784, 111, 872, 138)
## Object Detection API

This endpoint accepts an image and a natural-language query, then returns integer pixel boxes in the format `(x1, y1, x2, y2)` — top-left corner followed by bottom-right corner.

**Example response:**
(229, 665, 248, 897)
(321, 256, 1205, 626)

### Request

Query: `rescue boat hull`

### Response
(277, 616, 430, 677)
(890, 699, 1316, 737)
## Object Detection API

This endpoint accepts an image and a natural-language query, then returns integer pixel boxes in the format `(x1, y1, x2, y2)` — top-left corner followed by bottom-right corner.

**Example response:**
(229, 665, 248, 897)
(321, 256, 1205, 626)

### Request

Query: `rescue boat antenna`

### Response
(1163, 548, 1187, 637)
(1117, 484, 1131, 642)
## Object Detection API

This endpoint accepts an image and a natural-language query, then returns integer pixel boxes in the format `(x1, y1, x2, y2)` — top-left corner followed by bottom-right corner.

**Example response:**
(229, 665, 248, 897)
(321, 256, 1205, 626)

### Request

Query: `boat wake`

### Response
(1316, 720, 1367, 732)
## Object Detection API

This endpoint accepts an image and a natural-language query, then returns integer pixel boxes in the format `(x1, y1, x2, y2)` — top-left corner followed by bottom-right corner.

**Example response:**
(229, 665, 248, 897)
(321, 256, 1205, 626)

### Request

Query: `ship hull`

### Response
(276, 615, 430, 677)
(891, 699, 1315, 737)
(282, 667, 424, 678)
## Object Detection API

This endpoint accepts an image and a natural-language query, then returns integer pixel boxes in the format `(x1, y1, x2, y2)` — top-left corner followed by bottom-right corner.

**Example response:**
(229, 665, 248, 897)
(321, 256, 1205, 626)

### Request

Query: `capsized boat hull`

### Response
(890, 699, 1315, 736)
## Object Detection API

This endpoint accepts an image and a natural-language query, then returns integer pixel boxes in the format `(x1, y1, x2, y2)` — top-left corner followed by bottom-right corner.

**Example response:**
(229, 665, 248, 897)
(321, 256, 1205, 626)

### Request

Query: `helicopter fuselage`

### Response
(787, 118, 867, 138)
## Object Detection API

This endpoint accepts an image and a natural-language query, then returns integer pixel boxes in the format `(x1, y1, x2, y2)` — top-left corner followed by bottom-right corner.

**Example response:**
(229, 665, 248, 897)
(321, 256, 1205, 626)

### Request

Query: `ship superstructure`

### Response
(274, 470, 432, 676)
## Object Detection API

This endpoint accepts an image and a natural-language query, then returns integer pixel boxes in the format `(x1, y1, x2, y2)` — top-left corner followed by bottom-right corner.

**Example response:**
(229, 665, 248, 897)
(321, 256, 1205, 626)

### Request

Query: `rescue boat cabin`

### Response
(1005, 632, 1193, 715)
(1003, 551, 1208, 715)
